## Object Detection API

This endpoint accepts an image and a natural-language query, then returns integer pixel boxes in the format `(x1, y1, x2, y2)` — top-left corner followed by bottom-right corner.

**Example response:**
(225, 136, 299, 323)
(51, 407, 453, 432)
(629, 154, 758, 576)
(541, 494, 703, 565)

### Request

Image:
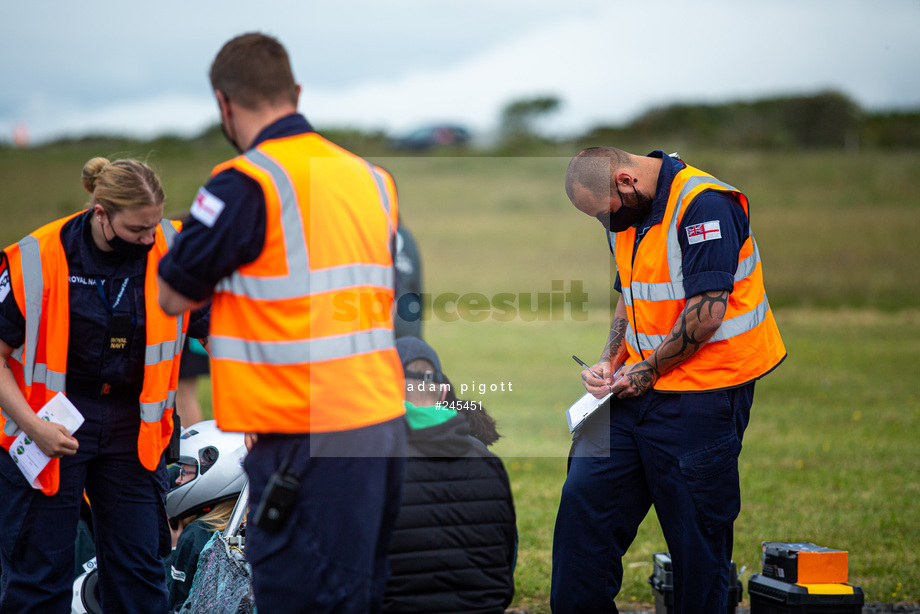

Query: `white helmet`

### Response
(165, 420, 247, 520)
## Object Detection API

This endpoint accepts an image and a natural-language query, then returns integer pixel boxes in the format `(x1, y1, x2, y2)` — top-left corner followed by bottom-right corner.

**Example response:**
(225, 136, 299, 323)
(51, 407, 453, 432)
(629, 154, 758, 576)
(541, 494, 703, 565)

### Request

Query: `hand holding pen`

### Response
(572, 355, 618, 398)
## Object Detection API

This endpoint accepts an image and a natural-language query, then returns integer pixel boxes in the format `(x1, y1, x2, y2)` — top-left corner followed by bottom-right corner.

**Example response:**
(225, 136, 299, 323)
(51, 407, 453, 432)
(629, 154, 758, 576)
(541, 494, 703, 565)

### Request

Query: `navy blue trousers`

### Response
(245, 417, 407, 614)
(0, 391, 170, 614)
(551, 385, 753, 614)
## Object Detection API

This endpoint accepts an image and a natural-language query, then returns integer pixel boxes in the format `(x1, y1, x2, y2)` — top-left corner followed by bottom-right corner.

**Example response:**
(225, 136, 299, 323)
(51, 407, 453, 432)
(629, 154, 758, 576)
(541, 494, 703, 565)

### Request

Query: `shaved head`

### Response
(565, 147, 631, 202)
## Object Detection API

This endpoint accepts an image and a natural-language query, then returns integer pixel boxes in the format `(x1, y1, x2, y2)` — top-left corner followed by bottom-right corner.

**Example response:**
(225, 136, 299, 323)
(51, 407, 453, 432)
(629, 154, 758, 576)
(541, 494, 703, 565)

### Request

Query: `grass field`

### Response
(419, 308, 920, 611)
(2, 138, 918, 610)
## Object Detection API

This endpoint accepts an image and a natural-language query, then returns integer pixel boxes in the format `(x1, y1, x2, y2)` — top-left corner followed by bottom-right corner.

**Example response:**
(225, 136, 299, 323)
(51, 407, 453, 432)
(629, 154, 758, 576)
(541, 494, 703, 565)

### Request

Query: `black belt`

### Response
(66, 380, 143, 399)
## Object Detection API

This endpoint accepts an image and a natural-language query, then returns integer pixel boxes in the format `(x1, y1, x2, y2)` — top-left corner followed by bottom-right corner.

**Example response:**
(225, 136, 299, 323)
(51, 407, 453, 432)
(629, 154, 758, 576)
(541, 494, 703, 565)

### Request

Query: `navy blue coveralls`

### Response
(0, 211, 208, 614)
(158, 114, 408, 614)
(551, 152, 756, 614)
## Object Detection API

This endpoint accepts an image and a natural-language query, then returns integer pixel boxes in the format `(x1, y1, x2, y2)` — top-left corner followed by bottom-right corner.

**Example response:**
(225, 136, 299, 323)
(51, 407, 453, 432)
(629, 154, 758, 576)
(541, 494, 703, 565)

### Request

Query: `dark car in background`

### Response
(387, 123, 471, 151)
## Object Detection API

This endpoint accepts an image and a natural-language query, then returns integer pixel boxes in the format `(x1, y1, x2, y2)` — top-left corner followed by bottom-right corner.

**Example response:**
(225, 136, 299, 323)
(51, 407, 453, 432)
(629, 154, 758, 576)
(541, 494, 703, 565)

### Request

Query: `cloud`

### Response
(2, 0, 918, 144)
(291, 0, 920, 140)
(1, 94, 217, 144)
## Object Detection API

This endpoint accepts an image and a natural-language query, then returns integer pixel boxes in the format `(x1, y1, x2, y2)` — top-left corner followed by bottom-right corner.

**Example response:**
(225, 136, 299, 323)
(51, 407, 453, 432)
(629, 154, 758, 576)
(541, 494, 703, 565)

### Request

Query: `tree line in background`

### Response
(321, 89, 920, 153)
(5, 90, 918, 154)
(575, 90, 920, 151)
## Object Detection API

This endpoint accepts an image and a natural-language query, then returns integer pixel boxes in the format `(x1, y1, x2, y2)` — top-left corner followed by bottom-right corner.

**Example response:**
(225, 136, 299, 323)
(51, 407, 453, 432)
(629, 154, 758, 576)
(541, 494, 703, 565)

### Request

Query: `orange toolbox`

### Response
(761, 542, 848, 584)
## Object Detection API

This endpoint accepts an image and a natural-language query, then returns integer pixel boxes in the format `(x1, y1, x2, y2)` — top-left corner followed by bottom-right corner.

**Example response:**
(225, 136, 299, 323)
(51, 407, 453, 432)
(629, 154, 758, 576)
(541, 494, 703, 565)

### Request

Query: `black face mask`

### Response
(103, 218, 155, 259)
(596, 182, 652, 232)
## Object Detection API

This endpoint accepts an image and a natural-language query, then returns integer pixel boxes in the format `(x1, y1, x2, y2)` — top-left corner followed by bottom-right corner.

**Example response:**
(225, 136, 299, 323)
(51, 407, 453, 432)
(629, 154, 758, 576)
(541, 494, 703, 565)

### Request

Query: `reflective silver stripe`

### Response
(709, 294, 770, 342)
(217, 269, 309, 301)
(30, 363, 66, 393)
(735, 240, 760, 282)
(140, 389, 176, 423)
(218, 263, 393, 302)
(367, 166, 395, 247)
(624, 242, 760, 305)
(175, 313, 187, 363)
(145, 310, 184, 367)
(625, 322, 659, 354)
(216, 148, 310, 299)
(625, 295, 771, 351)
(13, 236, 65, 394)
(626, 279, 684, 304)
(46, 369, 66, 392)
(146, 340, 179, 366)
(159, 219, 178, 248)
(666, 175, 740, 286)
(18, 236, 43, 387)
(313, 264, 393, 293)
(144, 230, 183, 421)
(210, 327, 395, 366)
(368, 165, 393, 218)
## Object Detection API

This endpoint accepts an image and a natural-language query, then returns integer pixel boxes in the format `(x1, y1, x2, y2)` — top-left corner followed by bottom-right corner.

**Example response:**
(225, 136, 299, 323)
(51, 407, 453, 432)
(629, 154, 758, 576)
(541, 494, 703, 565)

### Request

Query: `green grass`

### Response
(6, 145, 918, 310)
(2, 138, 919, 610)
(404, 309, 920, 612)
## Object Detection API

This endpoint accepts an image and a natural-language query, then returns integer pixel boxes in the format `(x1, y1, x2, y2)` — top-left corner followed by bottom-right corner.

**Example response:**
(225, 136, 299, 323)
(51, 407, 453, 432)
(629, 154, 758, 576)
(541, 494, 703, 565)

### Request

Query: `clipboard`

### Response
(565, 391, 612, 433)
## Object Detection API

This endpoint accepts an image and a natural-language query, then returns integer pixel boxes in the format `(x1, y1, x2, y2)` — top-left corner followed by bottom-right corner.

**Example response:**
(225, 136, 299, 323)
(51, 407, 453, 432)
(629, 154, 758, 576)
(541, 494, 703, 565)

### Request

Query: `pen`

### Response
(572, 355, 607, 385)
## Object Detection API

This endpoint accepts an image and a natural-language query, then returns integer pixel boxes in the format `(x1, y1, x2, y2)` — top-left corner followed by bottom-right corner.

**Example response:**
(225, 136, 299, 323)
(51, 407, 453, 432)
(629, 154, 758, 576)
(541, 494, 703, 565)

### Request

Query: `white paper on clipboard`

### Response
(565, 391, 613, 433)
(8, 393, 84, 489)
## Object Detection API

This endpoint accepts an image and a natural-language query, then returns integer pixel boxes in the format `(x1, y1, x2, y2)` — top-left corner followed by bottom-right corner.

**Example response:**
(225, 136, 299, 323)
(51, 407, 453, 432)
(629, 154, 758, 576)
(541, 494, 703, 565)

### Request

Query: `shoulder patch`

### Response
(190, 187, 226, 228)
(685, 220, 722, 245)
(0, 253, 10, 303)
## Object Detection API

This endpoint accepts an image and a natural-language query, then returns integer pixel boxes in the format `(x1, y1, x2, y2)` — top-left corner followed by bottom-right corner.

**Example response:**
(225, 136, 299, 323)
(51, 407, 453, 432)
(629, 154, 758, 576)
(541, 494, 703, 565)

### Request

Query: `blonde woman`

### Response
(0, 157, 208, 613)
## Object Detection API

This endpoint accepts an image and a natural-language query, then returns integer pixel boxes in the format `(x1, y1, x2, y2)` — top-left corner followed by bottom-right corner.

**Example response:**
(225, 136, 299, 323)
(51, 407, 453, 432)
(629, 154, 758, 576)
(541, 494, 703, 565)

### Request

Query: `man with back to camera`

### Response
(156, 32, 407, 613)
(551, 147, 786, 613)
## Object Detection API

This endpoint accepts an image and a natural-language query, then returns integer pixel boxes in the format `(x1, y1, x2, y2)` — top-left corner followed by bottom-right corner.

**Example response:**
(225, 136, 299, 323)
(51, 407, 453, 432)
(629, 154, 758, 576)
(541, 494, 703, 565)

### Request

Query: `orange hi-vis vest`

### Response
(0, 213, 189, 495)
(207, 132, 405, 433)
(609, 164, 786, 392)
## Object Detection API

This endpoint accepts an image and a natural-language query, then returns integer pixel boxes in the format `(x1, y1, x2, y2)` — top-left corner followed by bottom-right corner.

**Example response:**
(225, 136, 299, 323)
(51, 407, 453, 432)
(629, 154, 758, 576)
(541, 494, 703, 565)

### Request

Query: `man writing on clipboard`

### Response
(551, 147, 785, 614)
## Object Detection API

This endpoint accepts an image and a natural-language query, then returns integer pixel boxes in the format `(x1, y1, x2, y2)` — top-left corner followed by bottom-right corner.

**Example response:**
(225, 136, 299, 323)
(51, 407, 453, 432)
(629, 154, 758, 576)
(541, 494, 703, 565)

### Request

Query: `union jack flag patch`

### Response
(685, 220, 722, 245)
(0, 252, 10, 303)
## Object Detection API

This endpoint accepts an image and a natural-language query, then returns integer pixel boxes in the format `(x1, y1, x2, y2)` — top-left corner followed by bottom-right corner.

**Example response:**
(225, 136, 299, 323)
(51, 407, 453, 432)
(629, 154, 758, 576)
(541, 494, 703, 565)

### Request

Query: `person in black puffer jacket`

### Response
(386, 336, 516, 614)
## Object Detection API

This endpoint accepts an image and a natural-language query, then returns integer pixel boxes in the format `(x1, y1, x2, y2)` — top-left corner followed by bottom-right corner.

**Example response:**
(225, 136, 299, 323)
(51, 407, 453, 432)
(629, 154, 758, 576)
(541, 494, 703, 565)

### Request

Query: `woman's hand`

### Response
(27, 417, 79, 458)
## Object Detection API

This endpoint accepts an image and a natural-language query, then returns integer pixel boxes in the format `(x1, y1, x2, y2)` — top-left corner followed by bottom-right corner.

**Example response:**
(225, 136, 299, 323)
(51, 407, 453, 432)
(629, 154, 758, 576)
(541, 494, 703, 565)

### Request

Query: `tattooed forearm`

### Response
(685, 291, 728, 326)
(601, 316, 628, 361)
(650, 290, 728, 375)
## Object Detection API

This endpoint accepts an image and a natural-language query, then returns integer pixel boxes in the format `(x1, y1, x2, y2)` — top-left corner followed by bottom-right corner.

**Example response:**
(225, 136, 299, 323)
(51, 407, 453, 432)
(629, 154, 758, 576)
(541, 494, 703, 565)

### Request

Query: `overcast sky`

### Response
(2, 0, 918, 144)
